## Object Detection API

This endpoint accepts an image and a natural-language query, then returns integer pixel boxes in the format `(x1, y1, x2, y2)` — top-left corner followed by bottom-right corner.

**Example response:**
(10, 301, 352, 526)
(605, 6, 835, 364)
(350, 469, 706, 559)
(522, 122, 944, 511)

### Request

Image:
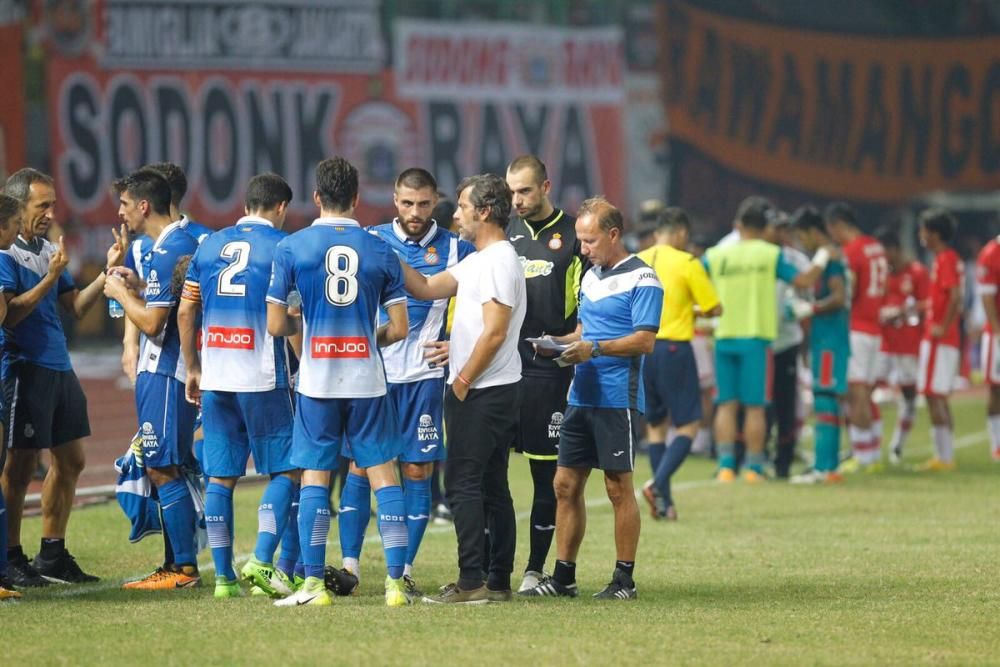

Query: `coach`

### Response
(400, 174, 526, 605)
(521, 197, 662, 601)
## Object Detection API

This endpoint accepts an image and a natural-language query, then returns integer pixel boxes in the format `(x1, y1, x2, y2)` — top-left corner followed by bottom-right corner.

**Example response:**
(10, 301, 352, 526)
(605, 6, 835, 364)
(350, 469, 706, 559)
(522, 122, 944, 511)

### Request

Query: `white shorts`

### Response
(918, 340, 959, 397)
(876, 351, 919, 387)
(692, 334, 715, 390)
(981, 333, 1000, 386)
(848, 331, 883, 385)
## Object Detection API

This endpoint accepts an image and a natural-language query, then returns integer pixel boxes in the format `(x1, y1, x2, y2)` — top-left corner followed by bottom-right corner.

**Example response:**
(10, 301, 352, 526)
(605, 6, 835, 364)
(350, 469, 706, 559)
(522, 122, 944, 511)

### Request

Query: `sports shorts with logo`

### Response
(643, 339, 702, 426)
(134, 371, 197, 468)
(388, 377, 445, 464)
(515, 371, 572, 460)
(848, 331, 882, 385)
(558, 406, 640, 473)
(714, 338, 773, 407)
(295, 393, 404, 471)
(918, 339, 959, 397)
(4, 362, 90, 449)
(201, 388, 294, 477)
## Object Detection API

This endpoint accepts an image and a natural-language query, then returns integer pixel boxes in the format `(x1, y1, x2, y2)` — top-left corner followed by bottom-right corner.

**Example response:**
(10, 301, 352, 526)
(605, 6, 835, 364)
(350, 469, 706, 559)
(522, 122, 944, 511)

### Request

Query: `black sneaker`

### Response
(403, 574, 423, 598)
(517, 575, 579, 598)
(323, 566, 359, 596)
(6, 552, 50, 587)
(32, 549, 100, 584)
(593, 568, 637, 600)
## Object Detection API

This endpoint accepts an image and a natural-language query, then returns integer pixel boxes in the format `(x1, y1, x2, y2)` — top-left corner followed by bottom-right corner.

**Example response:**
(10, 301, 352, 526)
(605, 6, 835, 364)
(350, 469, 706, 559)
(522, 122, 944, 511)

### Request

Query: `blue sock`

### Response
(297, 485, 330, 580)
(653, 435, 693, 506)
(0, 488, 7, 576)
(718, 442, 737, 471)
(747, 451, 767, 474)
(648, 443, 666, 478)
(276, 486, 300, 578)
(253, 476, 296, 564)
(338, 473, 371, 560)
(374, 486, 407, 580)
(159, 478, 198, 567)
(403, 477, 431, 568)
(205, 482, 236, 579)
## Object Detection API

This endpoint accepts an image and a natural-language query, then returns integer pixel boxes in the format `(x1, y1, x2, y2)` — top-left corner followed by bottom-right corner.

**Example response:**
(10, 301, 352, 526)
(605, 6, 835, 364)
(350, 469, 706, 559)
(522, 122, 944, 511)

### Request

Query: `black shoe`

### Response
(517, 575, 578, 598)
(403, 574, 423, 598)
(32, 549, 100, 584)
(323, 566, 359, 596)
(593, 568, 637, 600)
(7, 552, 50, 587)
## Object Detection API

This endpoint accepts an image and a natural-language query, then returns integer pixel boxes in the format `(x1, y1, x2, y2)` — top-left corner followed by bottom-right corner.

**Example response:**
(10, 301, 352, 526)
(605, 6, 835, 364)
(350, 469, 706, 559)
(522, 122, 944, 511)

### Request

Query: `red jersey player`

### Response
(976, 233, 1000, 461)
(875, 230, 929, 463)
(917, 209, 963, 471)
(825, 202, 888, 469)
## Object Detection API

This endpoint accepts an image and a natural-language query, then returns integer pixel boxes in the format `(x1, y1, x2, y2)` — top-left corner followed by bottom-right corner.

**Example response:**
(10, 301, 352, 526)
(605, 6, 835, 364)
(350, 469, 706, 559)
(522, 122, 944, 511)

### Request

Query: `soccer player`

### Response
(401, 174, 525, 605)
(705, 197, 830, 482)
(637, 207, 719, 520)
(520, 197, 662, 600)
(789, 206, 850, 484)
(875, 230, 929, 463)
(0, 168, 124, 587)
(266, 157, 410, 608)
(976, 231, 1000, 461)
(825, 202, 888, 471)
(104, 169, 201, 589)
(177, 173, 299, 599)
(916, 209, 964, 471)
(505, 155, 587, 590)
(339, 168, 473, 597)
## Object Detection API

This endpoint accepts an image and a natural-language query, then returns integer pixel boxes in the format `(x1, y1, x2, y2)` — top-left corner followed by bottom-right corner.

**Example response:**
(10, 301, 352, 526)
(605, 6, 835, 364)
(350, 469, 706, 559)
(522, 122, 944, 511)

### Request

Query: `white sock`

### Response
(343, 557, 360, 577)
(932, 426, 954, 463)
(693, 427, 712, 454)
(849, 425, 869, 460)
(870, 421, 883, 463)
(988, 416, 1000, 451)
(403, 563, 412, 577)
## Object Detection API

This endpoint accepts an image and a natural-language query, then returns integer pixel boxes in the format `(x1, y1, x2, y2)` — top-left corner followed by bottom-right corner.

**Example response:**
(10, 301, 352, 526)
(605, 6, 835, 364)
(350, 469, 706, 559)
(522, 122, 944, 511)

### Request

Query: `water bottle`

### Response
(108, 298, 125, 319)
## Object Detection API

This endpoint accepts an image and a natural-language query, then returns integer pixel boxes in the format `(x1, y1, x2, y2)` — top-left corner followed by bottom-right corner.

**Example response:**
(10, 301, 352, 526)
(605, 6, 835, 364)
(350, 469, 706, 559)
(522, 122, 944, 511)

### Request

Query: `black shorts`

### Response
(4, 362, 91, 450)
(557, 406, 640, 473)
(643, 340, 702, 427)
(514, 372, 572, 460)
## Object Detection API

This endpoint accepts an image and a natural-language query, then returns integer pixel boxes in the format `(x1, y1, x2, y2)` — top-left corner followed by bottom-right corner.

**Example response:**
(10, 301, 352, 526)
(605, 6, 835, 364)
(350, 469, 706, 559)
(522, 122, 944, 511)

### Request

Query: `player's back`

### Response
(269, 219, 406, 399)
(843, 235, 887, 334)
(978, 239, 1000, 333)
(191, 217, 289, 392)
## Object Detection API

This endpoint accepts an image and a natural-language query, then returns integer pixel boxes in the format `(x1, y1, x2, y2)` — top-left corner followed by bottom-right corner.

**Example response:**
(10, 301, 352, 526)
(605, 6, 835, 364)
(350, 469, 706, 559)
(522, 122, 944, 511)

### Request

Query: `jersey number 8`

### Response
(326, 245, 359, 306)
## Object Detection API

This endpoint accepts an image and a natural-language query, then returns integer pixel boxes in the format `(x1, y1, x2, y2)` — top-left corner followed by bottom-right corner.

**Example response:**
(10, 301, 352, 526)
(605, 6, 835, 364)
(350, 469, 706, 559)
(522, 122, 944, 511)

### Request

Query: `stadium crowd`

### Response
(0, 155, 996, 606)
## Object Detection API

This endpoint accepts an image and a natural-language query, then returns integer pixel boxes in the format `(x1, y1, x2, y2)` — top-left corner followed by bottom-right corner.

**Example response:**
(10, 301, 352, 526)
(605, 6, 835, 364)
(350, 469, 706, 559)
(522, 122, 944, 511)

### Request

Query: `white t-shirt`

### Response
(447, 240, 526, 389)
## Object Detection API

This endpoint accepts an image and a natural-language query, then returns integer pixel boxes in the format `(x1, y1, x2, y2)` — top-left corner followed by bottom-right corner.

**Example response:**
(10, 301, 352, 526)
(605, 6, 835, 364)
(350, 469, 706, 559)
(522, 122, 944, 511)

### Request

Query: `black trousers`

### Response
(769, 344, 800, 477)
(444, 381, 520, 591)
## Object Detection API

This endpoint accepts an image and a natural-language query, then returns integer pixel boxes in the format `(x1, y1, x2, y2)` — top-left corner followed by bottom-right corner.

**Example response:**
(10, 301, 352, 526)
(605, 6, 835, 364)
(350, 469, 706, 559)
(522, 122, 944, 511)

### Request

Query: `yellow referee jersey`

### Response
(637, 244, 719, 341)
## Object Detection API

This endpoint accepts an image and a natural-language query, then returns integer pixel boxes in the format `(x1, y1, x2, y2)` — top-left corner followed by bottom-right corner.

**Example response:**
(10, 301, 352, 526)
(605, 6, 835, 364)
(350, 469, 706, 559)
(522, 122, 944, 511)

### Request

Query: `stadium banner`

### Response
(393, 19, 627, 215)
(0, 0, 26, 178)
(658, 1, 1000, 202)
(45, 0, 399, 227)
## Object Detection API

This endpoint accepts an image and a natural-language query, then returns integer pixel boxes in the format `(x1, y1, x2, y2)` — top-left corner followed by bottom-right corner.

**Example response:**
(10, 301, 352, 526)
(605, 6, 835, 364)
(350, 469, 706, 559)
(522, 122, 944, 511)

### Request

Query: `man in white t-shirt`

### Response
(400, 173, 526, 605)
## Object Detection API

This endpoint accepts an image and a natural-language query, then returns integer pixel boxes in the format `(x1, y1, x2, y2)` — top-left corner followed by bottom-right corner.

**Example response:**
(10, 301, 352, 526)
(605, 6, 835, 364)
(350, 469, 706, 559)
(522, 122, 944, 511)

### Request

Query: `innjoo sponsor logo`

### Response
(312, 336, 370, 359)
(205, 326, 255, 350)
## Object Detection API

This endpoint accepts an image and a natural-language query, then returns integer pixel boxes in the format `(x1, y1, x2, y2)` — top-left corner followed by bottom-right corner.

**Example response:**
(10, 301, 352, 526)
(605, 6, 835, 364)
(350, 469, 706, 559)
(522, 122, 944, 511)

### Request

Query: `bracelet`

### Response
(457, 373, 471, 387)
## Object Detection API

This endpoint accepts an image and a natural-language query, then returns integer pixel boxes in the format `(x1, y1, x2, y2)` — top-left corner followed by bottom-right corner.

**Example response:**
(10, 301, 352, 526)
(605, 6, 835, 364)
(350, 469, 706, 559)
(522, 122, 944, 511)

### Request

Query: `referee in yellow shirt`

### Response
(637, 207, 721, 520)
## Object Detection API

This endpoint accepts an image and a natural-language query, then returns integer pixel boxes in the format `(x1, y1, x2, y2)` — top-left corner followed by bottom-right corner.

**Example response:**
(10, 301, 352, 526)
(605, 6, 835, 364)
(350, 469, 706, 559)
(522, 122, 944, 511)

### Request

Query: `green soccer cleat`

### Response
(385, 575, 413, 607)
(214, 576, 242, 599)
(240, 558, 291, 598)
(273, 576, 331, 607)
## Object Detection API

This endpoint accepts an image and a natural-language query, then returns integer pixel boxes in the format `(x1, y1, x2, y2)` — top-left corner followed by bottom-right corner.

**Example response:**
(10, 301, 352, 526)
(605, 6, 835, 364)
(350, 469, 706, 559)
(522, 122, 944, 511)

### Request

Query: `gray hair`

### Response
(577, 196, 624, 233)
(3, 168, 54, 204)
(456, 174, 512, 229)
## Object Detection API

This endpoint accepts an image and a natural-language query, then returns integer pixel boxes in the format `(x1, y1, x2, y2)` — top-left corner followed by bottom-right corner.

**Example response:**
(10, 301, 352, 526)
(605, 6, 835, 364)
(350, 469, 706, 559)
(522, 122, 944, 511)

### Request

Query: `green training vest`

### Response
(706, 239, 781, 340)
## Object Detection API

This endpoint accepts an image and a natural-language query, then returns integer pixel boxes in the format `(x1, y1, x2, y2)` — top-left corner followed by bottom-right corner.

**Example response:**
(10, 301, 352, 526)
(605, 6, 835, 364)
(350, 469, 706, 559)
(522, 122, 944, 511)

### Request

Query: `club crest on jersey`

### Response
(548, 411, 564, 439)
(520, 257, 554, 279)
(311, 336, 370, 359)
(548, 233, 563, 251)
(417, 413, 439, 441)
(424, 247, 439, 265)
(206, 326, 255, 350)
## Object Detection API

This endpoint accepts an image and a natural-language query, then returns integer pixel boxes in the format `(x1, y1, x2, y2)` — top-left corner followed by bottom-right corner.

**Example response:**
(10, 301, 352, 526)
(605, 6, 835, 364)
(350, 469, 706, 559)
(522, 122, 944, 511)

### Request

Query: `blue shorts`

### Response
(388, 378, 445, 463)
(293, 393, 404, 471)
(812, 344, 848, 396)
(135, 372, 197, 469)
(201, 389, 295, 477)
(714, 338, 773, 407)
(643, 340, 702, 426)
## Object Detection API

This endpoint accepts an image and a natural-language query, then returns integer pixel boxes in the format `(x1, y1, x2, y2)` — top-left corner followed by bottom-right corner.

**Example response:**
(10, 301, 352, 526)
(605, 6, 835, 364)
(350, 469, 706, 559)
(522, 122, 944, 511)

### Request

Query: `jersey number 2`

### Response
(326, 246, 359, 306)
(218, 241, 251, 296)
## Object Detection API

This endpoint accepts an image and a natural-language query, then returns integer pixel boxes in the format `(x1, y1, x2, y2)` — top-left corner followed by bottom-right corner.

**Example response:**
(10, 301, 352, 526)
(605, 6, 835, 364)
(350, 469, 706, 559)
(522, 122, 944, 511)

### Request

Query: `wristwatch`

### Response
(591, 341, 602, 357)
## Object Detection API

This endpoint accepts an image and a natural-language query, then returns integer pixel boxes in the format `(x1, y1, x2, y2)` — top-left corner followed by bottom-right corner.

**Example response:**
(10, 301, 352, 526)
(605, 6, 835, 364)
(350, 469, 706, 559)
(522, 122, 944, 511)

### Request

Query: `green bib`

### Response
(706, 240, 780, 340)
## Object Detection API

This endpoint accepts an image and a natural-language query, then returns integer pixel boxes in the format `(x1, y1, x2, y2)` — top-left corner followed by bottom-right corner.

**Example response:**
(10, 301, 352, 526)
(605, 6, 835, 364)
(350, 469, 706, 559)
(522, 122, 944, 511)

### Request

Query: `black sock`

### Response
(527, 459, 557, 573)
(615, 560, 635, 578)
(7, 545, 24, 561)
(553, 560, 576, 586)
(39, 538, 65, 559)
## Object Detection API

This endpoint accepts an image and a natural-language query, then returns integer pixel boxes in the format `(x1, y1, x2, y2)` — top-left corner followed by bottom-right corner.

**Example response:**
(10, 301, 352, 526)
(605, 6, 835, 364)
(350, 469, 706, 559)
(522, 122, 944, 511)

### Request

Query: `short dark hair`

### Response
(245, 173, 293, 212)
(876, 227, 901, 249)
(144, 162, 188, 208)
(506, 155, 548, 184)
(824, 201, 858, 227)
(456, 174, 512, 228)
(431, 198, 456, 229)
(113, 169, 172, 216)
(919, 207, 957, 243)
(577, 196, 625, 233)
(655, 206, 690, 232)
(0, 193, 22, 225)
(790, 205, 826, 233)
(315, 157, 358, 212)
(735, 195, 776, 230)
(395, 168, 437, 192)
(3, 168, 54, 204)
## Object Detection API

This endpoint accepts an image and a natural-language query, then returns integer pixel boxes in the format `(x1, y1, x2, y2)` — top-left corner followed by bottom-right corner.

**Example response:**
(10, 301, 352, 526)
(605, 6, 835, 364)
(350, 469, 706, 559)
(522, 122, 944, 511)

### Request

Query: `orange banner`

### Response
(659, 2, 1000, 202)
(0, 16, 25, 178)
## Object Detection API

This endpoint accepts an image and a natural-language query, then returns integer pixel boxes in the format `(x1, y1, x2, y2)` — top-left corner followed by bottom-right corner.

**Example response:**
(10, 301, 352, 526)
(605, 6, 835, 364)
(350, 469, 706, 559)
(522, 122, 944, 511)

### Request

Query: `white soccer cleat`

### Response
(518, 570, 546, 592)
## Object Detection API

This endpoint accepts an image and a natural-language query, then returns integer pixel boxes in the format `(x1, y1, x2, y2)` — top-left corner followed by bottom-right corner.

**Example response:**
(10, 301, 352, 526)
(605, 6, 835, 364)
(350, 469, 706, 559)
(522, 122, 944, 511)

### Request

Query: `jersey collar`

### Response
(15, 234, 45, 254)
(152, 220, 185, 251)
(312, 217, 360, 228)
(391, 218, 438, 247)
(235, 215, 274, 228)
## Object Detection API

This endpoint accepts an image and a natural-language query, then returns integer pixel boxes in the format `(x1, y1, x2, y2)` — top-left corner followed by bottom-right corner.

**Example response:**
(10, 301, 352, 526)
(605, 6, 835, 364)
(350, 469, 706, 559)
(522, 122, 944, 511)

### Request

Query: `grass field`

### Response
(4, 393, 999, 666)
